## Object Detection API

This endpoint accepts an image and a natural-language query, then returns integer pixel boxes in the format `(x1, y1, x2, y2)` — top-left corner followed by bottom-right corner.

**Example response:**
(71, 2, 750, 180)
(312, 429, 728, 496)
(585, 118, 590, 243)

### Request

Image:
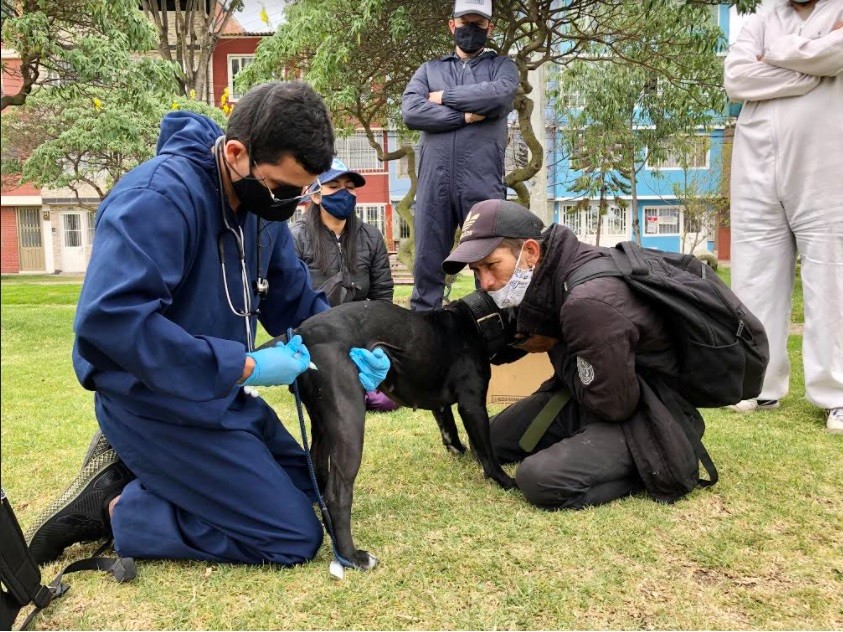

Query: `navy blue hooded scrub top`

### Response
(71, 111, 330, 564)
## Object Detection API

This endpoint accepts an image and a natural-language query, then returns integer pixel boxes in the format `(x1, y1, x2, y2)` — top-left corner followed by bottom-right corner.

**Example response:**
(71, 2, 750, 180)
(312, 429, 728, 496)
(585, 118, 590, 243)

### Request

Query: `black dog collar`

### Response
(450, 291, 516, 358)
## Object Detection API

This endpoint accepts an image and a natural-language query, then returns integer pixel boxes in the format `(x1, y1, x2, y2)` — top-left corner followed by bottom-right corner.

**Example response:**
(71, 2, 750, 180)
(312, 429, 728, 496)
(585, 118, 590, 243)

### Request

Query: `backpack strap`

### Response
(650, 378, 719, 488)
(18, 540, 135, 631)
(563, 256, 624, 299)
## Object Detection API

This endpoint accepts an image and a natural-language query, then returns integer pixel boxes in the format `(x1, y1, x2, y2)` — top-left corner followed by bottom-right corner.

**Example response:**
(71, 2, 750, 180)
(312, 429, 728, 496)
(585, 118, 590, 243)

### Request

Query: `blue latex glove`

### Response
(243, 335, 311, 387)
(349, 347, 390, 391)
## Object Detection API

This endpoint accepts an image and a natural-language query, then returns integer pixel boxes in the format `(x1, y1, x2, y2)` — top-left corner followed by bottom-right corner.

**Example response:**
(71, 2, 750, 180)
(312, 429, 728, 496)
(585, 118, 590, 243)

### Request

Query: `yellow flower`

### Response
(220, 86, 230, 108)
(92, 97, 102, 110)
(189, 89, 196, 100)
(171, 101, 181, 110)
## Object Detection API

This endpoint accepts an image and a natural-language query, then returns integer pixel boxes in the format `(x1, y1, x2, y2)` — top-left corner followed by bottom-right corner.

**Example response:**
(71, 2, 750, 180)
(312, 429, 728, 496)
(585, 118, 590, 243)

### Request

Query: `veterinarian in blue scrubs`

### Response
(26, 82, 390, 567)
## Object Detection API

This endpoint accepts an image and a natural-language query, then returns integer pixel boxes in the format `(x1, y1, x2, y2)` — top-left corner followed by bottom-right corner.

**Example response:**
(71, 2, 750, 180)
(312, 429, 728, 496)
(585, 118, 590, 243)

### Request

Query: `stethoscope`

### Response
(214, 137, 268, 352)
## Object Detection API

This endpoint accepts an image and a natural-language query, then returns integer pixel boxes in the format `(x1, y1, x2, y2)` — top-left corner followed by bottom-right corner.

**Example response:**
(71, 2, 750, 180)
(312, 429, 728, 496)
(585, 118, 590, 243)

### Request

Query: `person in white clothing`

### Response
(724, 0, 843, 432)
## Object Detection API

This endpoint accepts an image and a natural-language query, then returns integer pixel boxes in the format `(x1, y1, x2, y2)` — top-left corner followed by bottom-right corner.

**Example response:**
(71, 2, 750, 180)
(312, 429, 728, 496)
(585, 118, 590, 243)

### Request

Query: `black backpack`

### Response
(1, 489, 136, 630)
(564, 241, 769, 408)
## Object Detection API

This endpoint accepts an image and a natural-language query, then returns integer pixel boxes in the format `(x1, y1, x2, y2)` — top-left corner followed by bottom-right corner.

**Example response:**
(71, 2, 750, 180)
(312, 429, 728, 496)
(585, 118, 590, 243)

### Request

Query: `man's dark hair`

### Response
(226, 81, 335, 175)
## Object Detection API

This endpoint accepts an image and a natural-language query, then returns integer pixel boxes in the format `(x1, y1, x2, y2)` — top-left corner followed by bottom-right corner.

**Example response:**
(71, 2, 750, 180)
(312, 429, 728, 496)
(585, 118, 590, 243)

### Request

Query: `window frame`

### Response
(228, 54, 256, 102)
(646, 136, 711, 171)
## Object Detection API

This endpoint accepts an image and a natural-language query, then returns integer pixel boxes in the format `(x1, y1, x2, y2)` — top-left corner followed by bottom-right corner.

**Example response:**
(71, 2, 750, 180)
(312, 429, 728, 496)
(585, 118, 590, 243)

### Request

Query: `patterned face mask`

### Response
(487, 247, 534, 309)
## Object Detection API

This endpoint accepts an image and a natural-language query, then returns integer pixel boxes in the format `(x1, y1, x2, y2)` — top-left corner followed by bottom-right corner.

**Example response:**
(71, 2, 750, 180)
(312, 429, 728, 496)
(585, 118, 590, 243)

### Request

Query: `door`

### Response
(16, 208, 45, 272)
(62, 212, 87, 272)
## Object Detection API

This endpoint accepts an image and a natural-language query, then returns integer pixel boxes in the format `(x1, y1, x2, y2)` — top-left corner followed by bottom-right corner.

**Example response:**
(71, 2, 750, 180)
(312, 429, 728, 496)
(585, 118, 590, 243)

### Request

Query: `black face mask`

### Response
(231, 174, 302, 222)
(454, 23, 488, 54)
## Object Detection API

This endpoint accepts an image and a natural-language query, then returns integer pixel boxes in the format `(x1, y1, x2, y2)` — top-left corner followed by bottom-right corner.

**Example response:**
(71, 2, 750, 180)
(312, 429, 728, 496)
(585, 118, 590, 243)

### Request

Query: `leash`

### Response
(287, 328, 356, 579)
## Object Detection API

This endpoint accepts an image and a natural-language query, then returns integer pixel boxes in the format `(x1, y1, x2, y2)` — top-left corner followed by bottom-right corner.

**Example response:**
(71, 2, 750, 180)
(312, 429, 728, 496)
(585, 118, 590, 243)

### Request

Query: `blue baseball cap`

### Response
(318, 157, 366, 187)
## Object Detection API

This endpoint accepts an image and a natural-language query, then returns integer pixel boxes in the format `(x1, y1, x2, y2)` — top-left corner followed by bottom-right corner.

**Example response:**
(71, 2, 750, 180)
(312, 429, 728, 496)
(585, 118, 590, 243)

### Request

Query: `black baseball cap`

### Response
(442, 199, 544, 274)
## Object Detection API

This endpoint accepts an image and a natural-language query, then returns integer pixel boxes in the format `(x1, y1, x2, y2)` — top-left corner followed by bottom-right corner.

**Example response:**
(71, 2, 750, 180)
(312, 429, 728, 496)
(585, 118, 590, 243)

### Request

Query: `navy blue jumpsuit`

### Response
(402, 50, 518, 311)
(72, 112, 330, 565)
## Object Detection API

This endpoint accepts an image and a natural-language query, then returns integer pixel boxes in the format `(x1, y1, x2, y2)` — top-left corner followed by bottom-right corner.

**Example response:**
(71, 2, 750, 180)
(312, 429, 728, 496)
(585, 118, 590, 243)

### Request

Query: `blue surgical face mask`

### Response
(487, 247, 534, 309)
(321, 188, 357, 219)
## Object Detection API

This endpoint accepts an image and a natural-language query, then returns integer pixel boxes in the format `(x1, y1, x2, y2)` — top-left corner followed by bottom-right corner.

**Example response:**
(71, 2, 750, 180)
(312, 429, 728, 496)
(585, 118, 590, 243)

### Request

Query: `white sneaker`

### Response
(727, 399, 780, 413)
(827, 408, 843, 434)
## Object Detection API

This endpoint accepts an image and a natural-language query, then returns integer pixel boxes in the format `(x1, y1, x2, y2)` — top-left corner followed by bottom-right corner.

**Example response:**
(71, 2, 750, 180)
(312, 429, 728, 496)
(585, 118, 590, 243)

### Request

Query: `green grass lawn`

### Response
(1, 273, 839, 630)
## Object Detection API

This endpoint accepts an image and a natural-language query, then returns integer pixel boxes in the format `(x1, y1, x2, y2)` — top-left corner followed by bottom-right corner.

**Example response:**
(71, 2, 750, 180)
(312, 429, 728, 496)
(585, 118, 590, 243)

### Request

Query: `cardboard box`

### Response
(487, 353, 555, 406)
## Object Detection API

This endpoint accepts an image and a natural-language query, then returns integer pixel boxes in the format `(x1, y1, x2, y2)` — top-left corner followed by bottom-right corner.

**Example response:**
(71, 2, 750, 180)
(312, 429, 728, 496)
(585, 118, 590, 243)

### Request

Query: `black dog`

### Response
(265, 294, 517, 570)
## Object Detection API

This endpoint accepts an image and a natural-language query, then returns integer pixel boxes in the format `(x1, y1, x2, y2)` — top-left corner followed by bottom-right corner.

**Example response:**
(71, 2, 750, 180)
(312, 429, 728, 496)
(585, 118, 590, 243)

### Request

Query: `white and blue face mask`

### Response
(487, 247, 534, 309)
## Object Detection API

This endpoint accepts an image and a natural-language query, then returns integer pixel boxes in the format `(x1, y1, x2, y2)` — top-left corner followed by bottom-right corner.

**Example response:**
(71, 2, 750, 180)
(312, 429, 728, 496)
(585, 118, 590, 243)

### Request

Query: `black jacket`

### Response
(291, 220, 394, 305)
(517, 225, 707, 502)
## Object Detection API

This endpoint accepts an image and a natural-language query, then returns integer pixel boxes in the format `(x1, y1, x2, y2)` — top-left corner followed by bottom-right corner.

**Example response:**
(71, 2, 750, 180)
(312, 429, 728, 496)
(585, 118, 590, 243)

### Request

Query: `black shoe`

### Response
(26, 450, 134, 565)
(81, 429, 111, 468)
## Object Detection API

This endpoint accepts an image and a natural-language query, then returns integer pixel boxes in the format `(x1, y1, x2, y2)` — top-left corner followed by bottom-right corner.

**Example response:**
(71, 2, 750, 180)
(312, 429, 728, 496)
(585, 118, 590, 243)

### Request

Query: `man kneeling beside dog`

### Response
(27, 197, 707, 569)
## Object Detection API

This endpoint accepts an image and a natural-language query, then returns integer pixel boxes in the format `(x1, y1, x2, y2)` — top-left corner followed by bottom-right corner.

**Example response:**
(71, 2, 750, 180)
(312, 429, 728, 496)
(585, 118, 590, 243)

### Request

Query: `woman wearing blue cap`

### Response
(291, 158, 397, 411)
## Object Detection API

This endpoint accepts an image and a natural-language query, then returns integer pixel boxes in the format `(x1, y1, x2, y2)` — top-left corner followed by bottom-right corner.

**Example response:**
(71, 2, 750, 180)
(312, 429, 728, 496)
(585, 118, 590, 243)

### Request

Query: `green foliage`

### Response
(0, 0, 164, 108)
(2, 87, 226, 199)
(553, 1, 726, 241)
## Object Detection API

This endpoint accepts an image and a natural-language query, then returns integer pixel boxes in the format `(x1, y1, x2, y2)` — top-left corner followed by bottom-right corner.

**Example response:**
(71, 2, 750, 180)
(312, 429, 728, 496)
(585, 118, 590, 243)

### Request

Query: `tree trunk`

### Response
(629, 115, 642, 244)
(360, 126, 417, 269)
(504, 65, 544, 208)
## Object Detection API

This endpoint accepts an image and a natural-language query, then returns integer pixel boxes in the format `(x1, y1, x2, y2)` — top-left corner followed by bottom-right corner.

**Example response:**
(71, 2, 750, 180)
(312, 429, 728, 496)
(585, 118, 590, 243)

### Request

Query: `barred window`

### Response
(335, 132, 382, 172)
(647, 136, 709, 170)
(559, 204, 581, 234)
(356, 203, 386, 235)
(644, 206, 680, 235)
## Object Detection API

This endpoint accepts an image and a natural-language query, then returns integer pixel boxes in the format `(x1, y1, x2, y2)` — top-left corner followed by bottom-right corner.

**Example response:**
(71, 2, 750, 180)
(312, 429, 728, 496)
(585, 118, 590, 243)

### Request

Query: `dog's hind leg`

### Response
(431, 406, 466, 455)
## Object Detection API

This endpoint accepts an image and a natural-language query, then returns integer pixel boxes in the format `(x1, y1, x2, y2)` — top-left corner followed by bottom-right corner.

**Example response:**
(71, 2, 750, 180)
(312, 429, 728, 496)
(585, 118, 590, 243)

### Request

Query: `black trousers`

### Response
(490, 388, 644, 509)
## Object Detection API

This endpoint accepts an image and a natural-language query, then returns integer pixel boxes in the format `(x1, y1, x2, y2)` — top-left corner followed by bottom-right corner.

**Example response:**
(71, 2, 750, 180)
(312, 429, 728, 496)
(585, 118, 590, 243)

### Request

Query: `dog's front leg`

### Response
(431, 406, 466, 455)
(457, 401, 517, 490)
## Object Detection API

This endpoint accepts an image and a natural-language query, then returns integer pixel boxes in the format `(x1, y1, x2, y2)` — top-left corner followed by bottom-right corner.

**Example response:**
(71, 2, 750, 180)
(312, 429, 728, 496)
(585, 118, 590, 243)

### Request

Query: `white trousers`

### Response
(731, 145, 843, 409)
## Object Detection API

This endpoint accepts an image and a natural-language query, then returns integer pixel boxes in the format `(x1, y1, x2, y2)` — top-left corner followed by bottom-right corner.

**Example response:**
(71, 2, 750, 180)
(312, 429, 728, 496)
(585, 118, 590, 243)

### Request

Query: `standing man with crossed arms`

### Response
(402, 0, 518, 311)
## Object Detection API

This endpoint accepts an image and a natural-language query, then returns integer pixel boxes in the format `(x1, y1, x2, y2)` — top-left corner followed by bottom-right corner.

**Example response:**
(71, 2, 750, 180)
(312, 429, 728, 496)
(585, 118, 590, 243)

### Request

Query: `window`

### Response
(87, 211, 96, 245)
(289, 203, 309, 225)
(228, 55, 254, 101)
(644, 206, 680, 235)
(392, 212, 410, 240)
(707, 5, 720, 27)
(559, 204, 581, 234)
(685, 214, 702, 233)
(647, 136, 710, 170)
(565, 204, 628, 237)
(603, 205, 628, 234)
(505, 128, 528, 173)
(17, 209, 42, 248)
(63, 213, 82, 247)
(357, 204, 386, 235)
(397, 154, 410, 178)
(560, 90, 585, 109)
(335, 132, 382, 172)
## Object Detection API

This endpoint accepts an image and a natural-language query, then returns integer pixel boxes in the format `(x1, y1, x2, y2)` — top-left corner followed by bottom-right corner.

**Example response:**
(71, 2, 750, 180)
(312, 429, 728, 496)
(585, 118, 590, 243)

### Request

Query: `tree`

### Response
(565, 124, 631, 246)
(2, 85, 226, 202)
(0, 0, 165, 109)
(553, 1, 726, 244)
(664, 137, 729, 254)
(139, 0, 247, 100)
